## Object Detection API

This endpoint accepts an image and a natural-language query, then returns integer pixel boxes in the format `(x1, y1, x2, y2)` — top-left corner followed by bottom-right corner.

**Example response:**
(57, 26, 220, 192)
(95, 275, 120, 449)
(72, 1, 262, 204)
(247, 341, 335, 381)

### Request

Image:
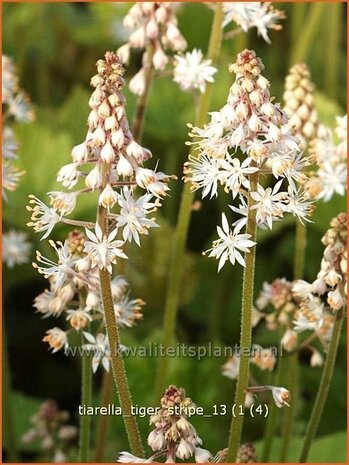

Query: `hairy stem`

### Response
(97, 162, 144, 456)
(293, 221, 307, 279)
(78, 332, 92, 462)
(279, 351, 298, 461)
(299, 307, 344, 462)
(94, 370, 114, 462)
(226, 170, 259, 462)
(132, 43, 155, 142)
(154, 1, 224, 401)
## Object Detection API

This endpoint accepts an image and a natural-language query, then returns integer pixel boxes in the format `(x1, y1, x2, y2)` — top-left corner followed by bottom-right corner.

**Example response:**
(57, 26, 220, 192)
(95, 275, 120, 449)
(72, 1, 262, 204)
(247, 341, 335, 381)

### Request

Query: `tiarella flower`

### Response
(33, 240, 76, 291)
(250, 181, 287, 229)
(98, 183, 118, 209)
(221, 156, 259, 197)
(8, 91, 34, 122)
(222, 355, 240, 380)
(205, 213, 256, 270)
(271, 386, 291, 408)
(83, 332, 111, 373)
(316, 162, 347, 202)
(27, 195, 62, 239)
(42, 328, 68, 353)
(173, 48, 217, 93)
(83, 223, 127, 273)
(49, 191, 77, 215)
(114, 295, 145, 327)
(2, 230, 31, 268)
(222, 3, 285, 43)
(2, 127, 18, 160)
(310, 350, 323, 367)
(2, 161, 25, 197)
(56, 163, 79, 189)
(183, 154, 224, 199)
(66, 307, 93, 331)
(118, 3, 187, 95)
(119, 385, 211, 463)
(116, 187, 159, 246)
(135, 167, 173, 198)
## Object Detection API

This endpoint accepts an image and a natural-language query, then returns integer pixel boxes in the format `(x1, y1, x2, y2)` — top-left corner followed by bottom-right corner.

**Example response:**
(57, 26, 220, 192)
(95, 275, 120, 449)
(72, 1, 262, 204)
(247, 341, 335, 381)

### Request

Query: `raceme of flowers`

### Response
(118, 385, 212, 463)
(117, 2, 187, 95)
(22, 399, 78, 463)
(222, 2, 285, 43)
(27, 52, 174, 266)
(184, 49, 314, 270)
(33, 229, 144, 369)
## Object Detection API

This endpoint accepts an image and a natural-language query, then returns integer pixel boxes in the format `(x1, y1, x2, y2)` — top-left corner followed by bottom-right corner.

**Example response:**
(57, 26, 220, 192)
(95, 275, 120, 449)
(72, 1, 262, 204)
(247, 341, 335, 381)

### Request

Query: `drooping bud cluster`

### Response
(27, 52, 173, 251)
(305, 115, 347, 202)
(283, 63, 320, 149)
(222, 2, 285, 43)
(32, 231, 144, 365)
(237, 442, 258, 463)
(117, 3, 187, 95)
(118, 385, 212, 463)
(21, 399, 78, 463)
(184, 49, 313, 270)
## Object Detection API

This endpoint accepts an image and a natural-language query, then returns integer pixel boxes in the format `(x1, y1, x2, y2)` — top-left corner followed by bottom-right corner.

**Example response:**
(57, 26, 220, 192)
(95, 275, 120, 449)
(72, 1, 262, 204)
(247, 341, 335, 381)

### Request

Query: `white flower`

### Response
(184, 154, 224, 199)
(148, 430, 165, 451)
(129, 68, 146, 96)
(176, 438, 194, 460)
(284, 188, 314, 224)
(292, 279, 313, 299)
(221, 156, 259, 197)
(117, 452, 151, 463)
(83, 223, 127, 273)
(2, 127, 18, 160)
(34, 240, 76, 291)
(194, 447, 213, 463)
(98, 184, 118, 209)
(222, 3, 285, 43)
(2, 161, 25, 196)
(205, 213, 256, 270)
(251, 181, 287, 229)
(2, 230, 31, 268)
(66, 307, 93, 331)
(317, 162, 346, 202)
(114, 295, 144, 327)
(135, 167, 172, 198)
(24, 194, 61, 243)
(42, 328, 68, 353)
(56, 163, 79, 189)
(173, 48, 217, 93)
(83, 332, 111, 373)
(281, 329, 298, 352)
(48, 191, 77, 215)
(116, 187, 159, 246)
(271, 386, 290, 408)
(310, 350, 323, 367)
(222, 355, 240, 379)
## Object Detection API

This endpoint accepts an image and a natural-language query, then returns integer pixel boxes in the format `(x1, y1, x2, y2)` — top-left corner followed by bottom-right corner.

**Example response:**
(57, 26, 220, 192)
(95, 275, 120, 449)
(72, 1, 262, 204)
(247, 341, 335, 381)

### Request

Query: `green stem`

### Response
(78, 334, 92, 462)
(94, 370, 113, 462)
(226, 170, 259, 462)
(97, 163, 144, 456)
(261, 350, 286, 462)
(291, 3, 308, 44)
(279, 352, 298, 461)
(299, 307, 344, 462)
(132, 43, 155, 142)
(291, 3, 326, 64)
(154, 1, 224, 401)
(3, 326, 19, 462)
(293, 221, 307, 279)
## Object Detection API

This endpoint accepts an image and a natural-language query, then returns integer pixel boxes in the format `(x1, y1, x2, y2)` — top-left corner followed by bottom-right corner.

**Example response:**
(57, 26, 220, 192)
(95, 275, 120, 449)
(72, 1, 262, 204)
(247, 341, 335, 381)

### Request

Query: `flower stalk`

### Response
(226, 169, 258, 462)
(154, 1, 224, 401)
(299, 306, 344, 462)
(78, 334, 92, 462)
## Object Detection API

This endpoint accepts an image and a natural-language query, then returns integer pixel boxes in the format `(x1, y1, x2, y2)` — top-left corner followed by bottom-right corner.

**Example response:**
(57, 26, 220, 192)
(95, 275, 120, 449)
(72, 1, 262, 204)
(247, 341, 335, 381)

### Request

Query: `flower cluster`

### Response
(118, 385, 211, 463)
(173, 48, 217, 94)
(222, 2, 285, 43)
(21, 399, 78, 463)
(117, 2, 187, 95)
(305, 115, 347, 202)
(283, 62, 322, 150)
(184, 49, 313, 270)
(27, 52, 173, 263)
(33, 229, 145, 367)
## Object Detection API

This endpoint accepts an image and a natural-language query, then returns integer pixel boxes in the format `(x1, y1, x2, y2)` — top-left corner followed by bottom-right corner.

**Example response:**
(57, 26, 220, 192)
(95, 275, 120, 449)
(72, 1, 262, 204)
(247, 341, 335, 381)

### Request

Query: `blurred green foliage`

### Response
(3, 2, 346, 462)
